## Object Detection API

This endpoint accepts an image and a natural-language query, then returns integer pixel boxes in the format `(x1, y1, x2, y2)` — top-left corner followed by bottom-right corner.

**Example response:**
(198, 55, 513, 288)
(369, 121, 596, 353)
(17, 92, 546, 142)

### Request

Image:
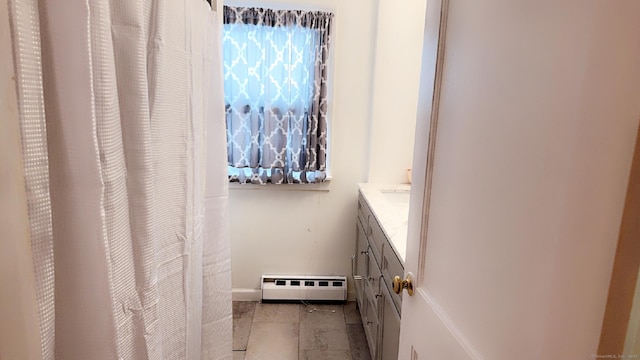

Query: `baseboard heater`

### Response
(261, 275, 347, 301)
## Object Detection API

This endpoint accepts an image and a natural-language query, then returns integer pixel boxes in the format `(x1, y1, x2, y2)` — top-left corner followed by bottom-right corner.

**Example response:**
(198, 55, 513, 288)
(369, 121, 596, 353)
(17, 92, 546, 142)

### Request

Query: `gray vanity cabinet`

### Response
(354, 192, 403, 360)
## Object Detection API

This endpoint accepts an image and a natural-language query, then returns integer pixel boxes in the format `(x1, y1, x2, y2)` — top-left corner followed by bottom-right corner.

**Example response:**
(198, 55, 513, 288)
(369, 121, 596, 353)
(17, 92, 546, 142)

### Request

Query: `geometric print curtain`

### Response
(223, 6, 333, 184)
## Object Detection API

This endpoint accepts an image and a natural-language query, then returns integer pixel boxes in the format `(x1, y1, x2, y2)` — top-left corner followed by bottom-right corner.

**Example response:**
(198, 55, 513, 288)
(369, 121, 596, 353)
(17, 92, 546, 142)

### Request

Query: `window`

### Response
(223, 6, 333, 184)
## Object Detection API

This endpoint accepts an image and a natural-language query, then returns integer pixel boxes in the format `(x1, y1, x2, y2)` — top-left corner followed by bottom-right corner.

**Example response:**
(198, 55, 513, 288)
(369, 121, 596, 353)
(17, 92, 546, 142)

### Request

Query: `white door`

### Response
(398, 0, 640, 359)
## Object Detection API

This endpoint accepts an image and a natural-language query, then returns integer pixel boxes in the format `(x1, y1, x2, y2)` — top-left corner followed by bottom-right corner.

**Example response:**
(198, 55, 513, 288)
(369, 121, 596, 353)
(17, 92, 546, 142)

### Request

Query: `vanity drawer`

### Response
(381, 245, 404, 314)
(356, 219, 369, 278)
(355, 220, 369, 310)
(357, 292, 368, 333)
(368, 216, 385, 264)
(365, 251, 382, 313)
(357, 195, 371, 233)
(367, 251, 382, 293)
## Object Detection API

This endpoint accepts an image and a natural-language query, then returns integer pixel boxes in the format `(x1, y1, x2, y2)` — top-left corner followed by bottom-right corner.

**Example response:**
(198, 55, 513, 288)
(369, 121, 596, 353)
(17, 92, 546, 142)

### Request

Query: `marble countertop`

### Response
(358, 183, 411, 263)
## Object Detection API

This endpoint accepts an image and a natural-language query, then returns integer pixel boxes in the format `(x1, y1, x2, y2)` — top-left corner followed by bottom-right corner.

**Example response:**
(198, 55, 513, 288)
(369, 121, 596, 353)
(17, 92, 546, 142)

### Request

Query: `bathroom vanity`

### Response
(354, 184, 410, 360)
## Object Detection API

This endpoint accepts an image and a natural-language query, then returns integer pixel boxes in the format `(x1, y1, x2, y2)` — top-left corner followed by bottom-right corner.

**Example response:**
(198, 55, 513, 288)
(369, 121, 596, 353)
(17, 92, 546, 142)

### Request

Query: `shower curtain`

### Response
(8, 0, 231, 359)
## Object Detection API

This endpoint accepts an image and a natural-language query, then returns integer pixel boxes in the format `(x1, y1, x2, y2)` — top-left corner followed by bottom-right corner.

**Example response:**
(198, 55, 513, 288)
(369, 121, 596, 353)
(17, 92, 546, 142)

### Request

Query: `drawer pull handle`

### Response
(375, 294, 382, 298)
(367, 321, 374, 325)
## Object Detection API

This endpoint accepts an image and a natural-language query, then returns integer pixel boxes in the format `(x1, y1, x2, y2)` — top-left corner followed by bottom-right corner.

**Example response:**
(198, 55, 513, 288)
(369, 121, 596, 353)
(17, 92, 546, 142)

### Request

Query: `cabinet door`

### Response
(364, 292, 380, 360)
(365, 250, 382, 315)
(357, 195, 370, 231)
(368, 216, 385, 264)
(381, 244, 404, 314)
(380, 284, 401, 360)
(355, 218, 369, 307)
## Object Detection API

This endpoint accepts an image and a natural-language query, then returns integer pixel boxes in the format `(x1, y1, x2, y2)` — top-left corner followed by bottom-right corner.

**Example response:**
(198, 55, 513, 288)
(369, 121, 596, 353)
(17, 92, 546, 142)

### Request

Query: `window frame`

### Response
(222, 1, 335, 188)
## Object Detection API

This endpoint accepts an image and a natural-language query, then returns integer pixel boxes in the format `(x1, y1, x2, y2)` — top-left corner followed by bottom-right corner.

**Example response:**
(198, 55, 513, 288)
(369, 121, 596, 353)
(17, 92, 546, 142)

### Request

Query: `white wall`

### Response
(225, 0, 378, 298)
(367, 0, 426, 184)
(407, 0, 640, 358)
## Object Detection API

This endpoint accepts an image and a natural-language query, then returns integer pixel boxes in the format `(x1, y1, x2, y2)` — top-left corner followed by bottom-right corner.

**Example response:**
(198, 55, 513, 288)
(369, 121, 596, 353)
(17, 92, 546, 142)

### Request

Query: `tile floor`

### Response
(233, 301, 372, 360)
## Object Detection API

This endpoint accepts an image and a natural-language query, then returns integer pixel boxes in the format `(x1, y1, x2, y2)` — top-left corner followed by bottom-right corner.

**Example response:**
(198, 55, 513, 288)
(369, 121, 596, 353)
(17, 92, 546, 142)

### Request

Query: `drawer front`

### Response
(381, 245, 404, 314)
(358, 289, 368, 327)
(366, 251, 382, 295)
(364, 251, 382, 313)
(356, 219, 369, 279)
(364, 293, 379, 360)
(355, 219, 368, 309)
(355, 279, 364, 310)
(357, 195, 370, 234)
(368, 217, 385, 264)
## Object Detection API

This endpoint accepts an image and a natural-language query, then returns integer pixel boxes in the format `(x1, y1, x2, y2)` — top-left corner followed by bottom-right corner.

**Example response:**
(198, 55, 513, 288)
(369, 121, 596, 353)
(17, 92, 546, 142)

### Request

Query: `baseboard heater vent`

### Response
(261, 275, 347, 301)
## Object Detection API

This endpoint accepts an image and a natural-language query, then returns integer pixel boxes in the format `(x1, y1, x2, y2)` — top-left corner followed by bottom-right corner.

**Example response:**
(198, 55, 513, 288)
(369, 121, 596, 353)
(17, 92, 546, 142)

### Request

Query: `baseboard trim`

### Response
(232, 288, 261, 301)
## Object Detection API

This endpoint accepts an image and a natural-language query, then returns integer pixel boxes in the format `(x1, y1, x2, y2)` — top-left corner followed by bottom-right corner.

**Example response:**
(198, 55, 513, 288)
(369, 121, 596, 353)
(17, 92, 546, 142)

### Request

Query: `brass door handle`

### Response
(393, 274, 414, 296)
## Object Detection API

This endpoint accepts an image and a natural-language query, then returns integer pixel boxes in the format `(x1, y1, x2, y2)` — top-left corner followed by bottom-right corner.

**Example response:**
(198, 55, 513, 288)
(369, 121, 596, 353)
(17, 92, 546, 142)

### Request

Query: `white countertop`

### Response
(358, 183, 411, 263)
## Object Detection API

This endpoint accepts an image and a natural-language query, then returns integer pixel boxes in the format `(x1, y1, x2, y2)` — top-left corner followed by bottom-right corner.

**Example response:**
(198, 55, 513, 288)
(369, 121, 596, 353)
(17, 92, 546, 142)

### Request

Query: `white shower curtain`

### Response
(8, 0, 231, 359)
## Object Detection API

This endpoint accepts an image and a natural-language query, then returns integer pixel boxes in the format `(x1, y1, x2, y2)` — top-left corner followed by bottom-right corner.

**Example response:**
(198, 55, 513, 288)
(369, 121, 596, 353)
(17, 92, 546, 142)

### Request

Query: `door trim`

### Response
(417, 0, 450, 286)
(598, 123, 640, 354)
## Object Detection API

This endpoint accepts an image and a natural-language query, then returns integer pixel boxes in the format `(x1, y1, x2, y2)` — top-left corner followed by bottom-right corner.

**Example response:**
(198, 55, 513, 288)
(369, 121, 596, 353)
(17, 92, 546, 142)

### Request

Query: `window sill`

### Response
(228, 177, 332, 192)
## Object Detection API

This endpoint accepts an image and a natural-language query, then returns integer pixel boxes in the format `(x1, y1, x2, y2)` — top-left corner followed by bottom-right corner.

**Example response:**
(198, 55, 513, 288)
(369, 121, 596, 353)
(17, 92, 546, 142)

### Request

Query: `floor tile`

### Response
(346, 324, 372, 360)
(299, 304, 345, 327)
(233, 301, 257, 319)
(233, 302, 369, 359)
(233, 302, 256, 351)
(299, 304, 350, 351)
(245, 322, 299, 360)
(299, 349, 352, 360)
(253, 303, 300, 323)
(299, 323, 351, 351)
(344, 301, 362, 325)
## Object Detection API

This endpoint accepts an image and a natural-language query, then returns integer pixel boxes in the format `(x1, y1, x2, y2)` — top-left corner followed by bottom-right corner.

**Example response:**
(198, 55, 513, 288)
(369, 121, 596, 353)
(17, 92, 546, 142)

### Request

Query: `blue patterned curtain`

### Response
(223, 6, 333, 184)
